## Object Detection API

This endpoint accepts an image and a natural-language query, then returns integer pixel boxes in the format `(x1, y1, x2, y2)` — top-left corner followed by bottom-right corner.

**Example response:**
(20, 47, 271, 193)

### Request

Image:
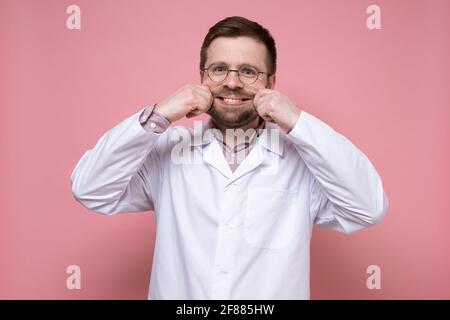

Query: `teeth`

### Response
(223, 98, 243, 103)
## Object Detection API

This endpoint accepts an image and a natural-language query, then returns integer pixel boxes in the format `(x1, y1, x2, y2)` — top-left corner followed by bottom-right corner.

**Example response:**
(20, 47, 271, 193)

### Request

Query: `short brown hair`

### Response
(200, 16, 277, 74)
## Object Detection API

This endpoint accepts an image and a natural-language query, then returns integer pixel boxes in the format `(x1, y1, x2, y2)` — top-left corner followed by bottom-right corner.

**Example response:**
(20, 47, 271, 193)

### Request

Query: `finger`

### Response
(257, 104, 275, 123)
(256, 91, 274, 105)
(193, 92, 211, 112)
(253, 88, 273, 105)
(186, 104, 205, 118)
(262, 115, 275, 122)
(194, 86, 214, 109)
(254, 94, 278, 123)
(253, 91, 273, 113)
(198, 89, 214, 109)
(195, 85, 213, 99)
(185, 93, 210, 120)
(256, 104, 275, 123)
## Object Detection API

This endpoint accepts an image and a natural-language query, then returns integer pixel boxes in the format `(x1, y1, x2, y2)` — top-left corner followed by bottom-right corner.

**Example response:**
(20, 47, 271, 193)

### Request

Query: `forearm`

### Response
(287, 111, 388, 227)
(71, 108, 165, 213)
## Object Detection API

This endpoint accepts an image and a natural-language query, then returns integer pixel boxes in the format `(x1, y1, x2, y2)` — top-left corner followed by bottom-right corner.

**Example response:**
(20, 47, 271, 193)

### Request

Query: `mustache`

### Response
(209, 88, 257, 100)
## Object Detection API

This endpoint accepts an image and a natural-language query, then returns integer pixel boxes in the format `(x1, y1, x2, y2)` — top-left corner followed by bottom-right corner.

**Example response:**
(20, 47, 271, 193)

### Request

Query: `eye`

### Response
(212, 65, 227, 73)
(241, 67, 257, 77)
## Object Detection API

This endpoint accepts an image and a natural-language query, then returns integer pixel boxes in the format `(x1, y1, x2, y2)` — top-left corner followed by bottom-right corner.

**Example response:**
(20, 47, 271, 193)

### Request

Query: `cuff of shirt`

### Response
(139, 104, 171, 133)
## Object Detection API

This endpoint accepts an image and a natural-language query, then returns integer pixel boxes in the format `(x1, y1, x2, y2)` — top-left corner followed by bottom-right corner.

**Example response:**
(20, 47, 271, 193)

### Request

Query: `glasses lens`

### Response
(208, 63, 228, 82)
(239, 66, 258, 84)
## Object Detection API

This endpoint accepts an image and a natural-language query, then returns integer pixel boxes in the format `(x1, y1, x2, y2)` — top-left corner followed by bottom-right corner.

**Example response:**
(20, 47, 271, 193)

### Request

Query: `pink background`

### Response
(1, 0, 449, 299)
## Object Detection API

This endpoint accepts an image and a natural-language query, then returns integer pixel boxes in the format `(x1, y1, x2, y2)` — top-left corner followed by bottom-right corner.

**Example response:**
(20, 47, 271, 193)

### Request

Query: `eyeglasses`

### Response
(202, 63, 270, 85)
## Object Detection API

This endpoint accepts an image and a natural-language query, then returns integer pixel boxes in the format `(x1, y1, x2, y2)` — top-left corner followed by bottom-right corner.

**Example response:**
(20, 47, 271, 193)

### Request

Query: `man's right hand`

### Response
(154, 84, 214, 122)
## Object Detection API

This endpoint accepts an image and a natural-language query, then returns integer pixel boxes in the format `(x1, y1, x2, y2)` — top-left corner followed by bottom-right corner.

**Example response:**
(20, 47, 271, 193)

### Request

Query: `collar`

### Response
(190, 116, 284, 156)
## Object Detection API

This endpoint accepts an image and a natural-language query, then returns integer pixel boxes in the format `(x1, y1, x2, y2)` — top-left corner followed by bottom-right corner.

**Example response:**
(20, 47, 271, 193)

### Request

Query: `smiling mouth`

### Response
(216, 96, 251, 105)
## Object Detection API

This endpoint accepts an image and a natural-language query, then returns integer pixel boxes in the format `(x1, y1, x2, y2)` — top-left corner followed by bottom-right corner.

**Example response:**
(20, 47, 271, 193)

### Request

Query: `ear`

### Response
(267, 74, 276, 89)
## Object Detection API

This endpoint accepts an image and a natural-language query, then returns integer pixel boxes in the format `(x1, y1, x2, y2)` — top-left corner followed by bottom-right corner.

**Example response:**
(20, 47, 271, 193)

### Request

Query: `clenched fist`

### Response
(154, 84, 214, 122)
(253, 89, 301, 133)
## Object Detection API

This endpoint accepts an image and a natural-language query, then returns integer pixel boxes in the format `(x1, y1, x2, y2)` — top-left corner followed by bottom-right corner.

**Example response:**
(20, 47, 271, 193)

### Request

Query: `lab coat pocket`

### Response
(244, 187, 297, 249)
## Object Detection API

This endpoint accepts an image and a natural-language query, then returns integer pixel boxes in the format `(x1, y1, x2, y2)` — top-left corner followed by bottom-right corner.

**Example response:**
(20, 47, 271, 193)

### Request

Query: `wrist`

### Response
(154, 103, 174, 123)
(285, 110, 301, 133)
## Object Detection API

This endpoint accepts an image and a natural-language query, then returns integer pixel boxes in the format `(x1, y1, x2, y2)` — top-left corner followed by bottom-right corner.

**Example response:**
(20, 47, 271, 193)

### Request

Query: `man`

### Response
(71, 16, 388, 299)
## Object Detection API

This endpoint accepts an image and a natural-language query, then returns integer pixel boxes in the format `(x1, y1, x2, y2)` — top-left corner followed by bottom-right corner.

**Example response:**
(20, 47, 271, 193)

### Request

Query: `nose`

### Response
(222, 70, 244, 90)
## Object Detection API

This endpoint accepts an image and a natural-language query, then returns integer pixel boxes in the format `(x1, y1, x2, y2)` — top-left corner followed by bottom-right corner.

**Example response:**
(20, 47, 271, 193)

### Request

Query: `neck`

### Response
(211, 116, 263, 148)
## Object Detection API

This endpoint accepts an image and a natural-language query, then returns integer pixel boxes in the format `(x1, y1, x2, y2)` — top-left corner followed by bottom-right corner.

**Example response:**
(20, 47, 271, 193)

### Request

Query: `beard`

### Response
(207, 88, 260, 129)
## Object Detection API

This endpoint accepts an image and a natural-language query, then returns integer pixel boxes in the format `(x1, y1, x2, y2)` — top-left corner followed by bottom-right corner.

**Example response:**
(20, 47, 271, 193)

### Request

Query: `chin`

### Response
(209, 106, 259, 129)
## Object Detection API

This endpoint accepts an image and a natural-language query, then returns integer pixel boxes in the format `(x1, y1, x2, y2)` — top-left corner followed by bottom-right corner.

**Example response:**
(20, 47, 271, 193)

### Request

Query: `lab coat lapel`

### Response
(202, 139, 233, 179)
(191, 117, 232, 179)
(228, 121, 284, 184)
(228, 141, 265, 183)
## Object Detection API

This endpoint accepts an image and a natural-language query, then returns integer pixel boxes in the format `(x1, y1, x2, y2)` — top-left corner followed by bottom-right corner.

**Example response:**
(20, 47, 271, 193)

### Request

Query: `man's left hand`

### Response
(253, 89, 301, 133)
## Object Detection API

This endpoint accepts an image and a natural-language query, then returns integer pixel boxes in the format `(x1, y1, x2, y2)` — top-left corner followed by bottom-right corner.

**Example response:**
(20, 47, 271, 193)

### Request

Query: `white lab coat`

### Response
(71, 108, 388, 299)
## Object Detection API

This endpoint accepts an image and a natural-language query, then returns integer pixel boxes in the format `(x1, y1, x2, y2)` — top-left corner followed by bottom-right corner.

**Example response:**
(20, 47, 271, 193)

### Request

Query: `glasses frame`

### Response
(202, 63, 271, 85)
